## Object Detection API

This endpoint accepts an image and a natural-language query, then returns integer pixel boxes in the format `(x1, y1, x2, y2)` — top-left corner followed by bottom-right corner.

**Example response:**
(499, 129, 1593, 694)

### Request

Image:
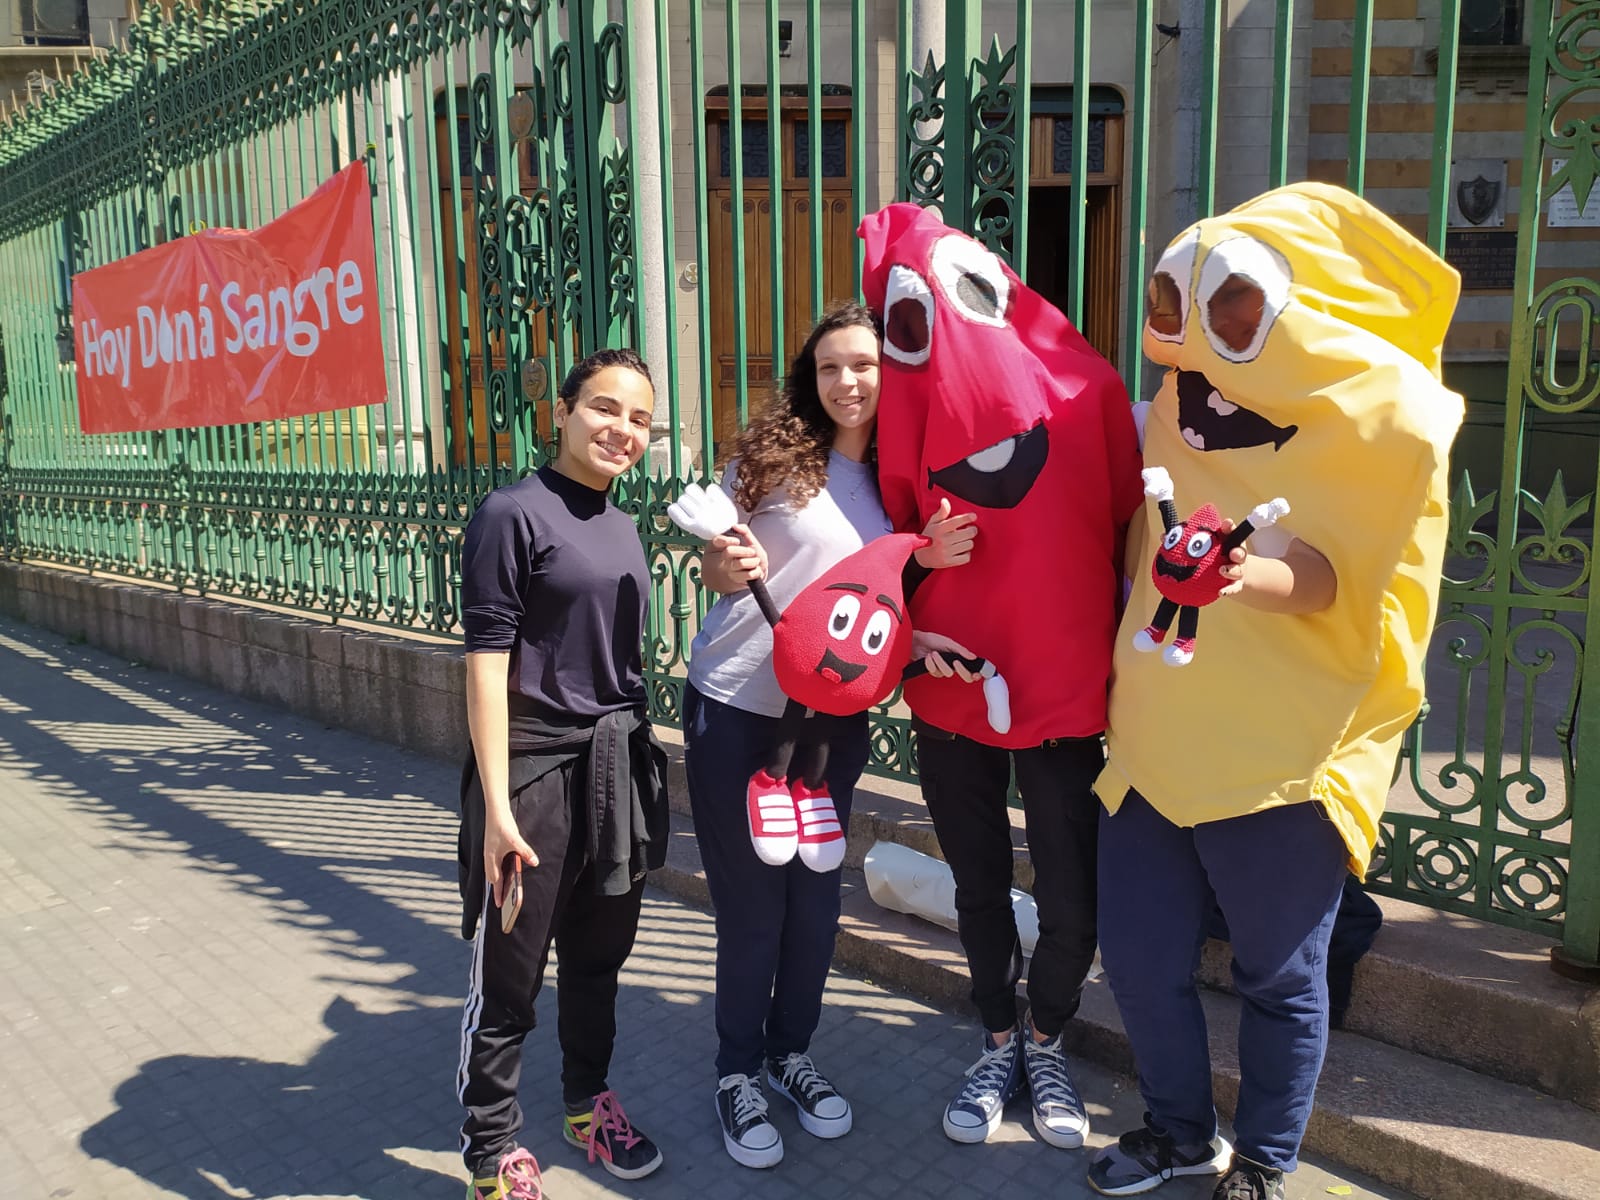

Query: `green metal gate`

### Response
(0, 0, 1597, 972)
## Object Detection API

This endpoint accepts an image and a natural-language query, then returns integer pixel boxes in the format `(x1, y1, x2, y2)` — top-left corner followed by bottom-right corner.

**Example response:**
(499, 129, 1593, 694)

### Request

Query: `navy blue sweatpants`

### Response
(1098, 791, 1349, 1171)
(684, 685, 871, 1079)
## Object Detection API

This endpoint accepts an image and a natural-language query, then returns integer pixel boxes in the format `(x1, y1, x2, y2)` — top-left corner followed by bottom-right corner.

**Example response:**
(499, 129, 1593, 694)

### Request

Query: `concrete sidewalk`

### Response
(0, 616, 1411, 1200)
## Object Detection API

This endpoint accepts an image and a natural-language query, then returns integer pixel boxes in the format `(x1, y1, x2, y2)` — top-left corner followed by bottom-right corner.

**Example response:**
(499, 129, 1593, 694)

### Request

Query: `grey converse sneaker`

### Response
(715, 1073, 783, 1169)
(1088, 1118, 1233, 1196)
(942, 1027, 1025, 1143)
(767, 1052, 852, 1139)
(1023, 1023, 1088, 1148)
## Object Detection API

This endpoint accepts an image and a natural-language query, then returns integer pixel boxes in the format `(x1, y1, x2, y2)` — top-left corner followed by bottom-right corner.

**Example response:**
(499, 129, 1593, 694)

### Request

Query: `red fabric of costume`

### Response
(859, 203, 1142, 747)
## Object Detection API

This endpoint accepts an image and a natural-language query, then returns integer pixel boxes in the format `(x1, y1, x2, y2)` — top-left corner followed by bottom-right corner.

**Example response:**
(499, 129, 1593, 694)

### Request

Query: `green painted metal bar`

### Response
(1525, 0, 1600, 974)
(653, 0, 684, 480)
(894, 0, 910, 203)
(420, 52, 453, 475)
(725, 0, 751, 431)
(1014, 0, 1034, 280)
(1066, 0, 1091, 323)
(851, 0, 866, 291)
(569, 0, 609, 355)
(488, 22, 529, 475)
(1122, 0, 1153, 392)
(1346, 0, 1374, 194)
(943, 0, 980, 234)
(1198, 0, 1220, 217)
(376, 76, 413, 476)
(621, 3, 646, 367)
(765, 0, 785, 368)
(534, 2, 569, 459)
(1426, 0, 1462, 255)
(1476, 0, 1545, 940)
(1269, 0, 1294, 189)
(687, 0, 716, 473)
(808, 0, 824, 318)
(440, 48, 480, 484)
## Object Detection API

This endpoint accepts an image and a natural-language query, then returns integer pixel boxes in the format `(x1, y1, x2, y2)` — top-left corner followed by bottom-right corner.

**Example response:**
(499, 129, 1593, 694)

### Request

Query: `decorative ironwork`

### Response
(969, 39, 1019, 253)
(903, 50, 945, 208)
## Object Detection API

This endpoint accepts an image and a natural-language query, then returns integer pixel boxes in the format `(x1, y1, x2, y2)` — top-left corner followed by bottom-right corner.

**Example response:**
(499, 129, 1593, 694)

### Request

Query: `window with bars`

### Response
(1460, 1, 1522, 46)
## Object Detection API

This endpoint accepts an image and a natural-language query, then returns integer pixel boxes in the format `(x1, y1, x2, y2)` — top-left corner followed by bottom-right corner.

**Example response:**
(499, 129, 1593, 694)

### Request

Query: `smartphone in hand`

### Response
(500, 856, 524, 934)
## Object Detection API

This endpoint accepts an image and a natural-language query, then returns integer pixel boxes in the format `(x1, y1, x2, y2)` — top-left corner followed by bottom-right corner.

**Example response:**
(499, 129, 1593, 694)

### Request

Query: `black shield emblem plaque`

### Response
(1456, 175, 1500, 226)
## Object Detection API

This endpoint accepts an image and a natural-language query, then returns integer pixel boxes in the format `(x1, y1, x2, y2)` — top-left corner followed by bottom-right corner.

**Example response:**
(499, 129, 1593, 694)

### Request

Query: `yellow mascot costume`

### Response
(1087, 183, 1463, 1200)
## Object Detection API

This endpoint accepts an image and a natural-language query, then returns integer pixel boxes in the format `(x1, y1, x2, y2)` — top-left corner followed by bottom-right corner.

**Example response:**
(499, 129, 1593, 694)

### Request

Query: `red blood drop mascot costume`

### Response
(857, 202, 1142, 1146)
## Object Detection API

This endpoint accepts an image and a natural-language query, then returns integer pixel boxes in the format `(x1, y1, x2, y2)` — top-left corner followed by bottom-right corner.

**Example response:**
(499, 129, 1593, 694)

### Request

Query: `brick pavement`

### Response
(0, 615, 1412, 1200)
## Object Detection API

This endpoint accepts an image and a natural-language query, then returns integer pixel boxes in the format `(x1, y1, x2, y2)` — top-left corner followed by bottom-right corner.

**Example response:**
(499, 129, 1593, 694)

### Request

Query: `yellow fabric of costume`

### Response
(1095, 183, 1464, 876)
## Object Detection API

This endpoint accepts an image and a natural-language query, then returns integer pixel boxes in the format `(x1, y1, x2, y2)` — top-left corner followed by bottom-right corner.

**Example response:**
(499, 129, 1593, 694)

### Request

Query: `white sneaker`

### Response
(715, 1073, 783, 1168)
(767, 1052, 852, 1138)
(1023, 1025, 1088, 1148)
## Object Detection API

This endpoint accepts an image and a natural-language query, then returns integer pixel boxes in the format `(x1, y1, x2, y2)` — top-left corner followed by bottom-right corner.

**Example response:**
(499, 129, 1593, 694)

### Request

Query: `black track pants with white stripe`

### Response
(456, 755, 647, 1176)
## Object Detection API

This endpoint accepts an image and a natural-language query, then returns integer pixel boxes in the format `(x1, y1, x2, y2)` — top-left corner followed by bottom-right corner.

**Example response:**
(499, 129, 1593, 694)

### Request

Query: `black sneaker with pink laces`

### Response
(563, 1090, 663, 1180)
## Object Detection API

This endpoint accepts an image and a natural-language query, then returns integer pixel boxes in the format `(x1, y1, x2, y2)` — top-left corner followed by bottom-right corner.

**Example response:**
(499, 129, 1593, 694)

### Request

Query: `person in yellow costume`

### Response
(1086, 183, 1463, 1200)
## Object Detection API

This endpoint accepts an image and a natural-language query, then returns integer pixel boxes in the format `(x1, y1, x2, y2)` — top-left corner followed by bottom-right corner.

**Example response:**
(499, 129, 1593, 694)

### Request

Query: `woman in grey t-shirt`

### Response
(683, 302, 974, 1168)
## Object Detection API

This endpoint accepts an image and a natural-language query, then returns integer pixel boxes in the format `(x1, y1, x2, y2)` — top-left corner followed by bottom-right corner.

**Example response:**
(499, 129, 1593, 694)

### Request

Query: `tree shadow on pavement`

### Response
(79, 996, 463, 1199)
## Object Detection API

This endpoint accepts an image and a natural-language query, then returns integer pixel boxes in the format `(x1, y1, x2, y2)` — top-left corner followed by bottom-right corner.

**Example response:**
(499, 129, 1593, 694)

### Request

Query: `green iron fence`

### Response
(0, 0, 1597, 972)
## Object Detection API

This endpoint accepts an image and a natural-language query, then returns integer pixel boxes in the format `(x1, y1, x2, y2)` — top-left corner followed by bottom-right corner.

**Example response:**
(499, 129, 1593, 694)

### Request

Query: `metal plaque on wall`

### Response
(1448, 159, 1508, 229)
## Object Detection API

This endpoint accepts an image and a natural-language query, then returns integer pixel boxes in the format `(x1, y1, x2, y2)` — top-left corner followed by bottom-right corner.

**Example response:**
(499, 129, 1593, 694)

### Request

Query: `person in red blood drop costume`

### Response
(858, 202, 1143, 1150)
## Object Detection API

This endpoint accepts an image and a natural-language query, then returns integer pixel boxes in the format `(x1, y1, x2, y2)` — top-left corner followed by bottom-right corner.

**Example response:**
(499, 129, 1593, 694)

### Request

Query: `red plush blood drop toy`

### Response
(772, 532, 924, 716)
(1134, 466, 1289, 666)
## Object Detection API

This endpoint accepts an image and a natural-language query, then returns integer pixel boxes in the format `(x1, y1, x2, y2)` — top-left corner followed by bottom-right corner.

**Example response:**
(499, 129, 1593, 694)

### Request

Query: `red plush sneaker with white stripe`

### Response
(793, 779, 845, 872)
(747, 769, 799, 866)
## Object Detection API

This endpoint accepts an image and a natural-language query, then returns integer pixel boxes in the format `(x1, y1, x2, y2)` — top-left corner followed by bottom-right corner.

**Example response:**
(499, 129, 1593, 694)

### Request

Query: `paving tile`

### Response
(0, 616, 1412, 1200)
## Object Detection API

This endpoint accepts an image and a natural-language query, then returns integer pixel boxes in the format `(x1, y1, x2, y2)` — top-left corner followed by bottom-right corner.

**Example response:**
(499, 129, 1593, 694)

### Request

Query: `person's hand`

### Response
(915, 498, 978, 569)
(484, 807, 538, 908)
(1217, 518, 1247, 597)
(911, 629, 978, 682)
(706, 523, 768, 585)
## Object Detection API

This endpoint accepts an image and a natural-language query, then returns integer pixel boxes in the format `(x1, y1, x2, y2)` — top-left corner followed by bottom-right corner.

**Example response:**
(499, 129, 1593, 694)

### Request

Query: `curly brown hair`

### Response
(727, 301, 882, 513)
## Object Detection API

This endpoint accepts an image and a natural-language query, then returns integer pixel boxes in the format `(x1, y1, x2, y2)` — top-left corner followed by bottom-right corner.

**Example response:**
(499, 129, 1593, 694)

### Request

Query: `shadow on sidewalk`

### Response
(79, 996, 462, 1198)
(0, 619, 476, 1195)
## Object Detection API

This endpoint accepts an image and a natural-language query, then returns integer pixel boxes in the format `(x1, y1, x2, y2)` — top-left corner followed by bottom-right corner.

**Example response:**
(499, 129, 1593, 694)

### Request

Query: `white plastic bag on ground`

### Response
(863, 840, 1039, 955)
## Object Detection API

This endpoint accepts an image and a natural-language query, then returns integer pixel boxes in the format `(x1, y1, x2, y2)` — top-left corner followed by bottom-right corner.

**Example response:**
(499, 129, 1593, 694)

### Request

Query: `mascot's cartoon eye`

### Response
(931, 235, 1011, 328)
(1147, 228, 1198, 344)
(883, 264, 934, 366)
(1186, 531, 1215, 559)
(828, 595, 861, 639)
(1163, 526, 1184, 552)
(861, 610, 893, 656)
(1197, 236, 1291, 363)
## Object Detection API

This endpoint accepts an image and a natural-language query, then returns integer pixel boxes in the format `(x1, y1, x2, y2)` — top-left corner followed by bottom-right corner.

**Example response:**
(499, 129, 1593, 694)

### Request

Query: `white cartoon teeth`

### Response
(1207, 392, 1238, 416)
(964, 439, 1016, 473)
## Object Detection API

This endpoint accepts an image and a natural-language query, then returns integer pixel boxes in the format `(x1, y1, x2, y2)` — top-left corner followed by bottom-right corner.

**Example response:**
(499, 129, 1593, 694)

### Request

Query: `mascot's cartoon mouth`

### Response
(1176, 371, 1298, 453)
(926, 420, 1049, 509)
(816, 647, 868, 685)
(1155, 557, 1200, 583)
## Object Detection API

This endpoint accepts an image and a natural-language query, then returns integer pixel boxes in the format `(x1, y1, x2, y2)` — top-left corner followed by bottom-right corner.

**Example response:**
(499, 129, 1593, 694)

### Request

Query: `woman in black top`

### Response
(456, 349, 669, 1199)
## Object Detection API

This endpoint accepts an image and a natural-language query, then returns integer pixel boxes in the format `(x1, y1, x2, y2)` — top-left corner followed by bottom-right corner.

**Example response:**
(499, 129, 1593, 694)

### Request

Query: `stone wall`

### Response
(0, 563, 470, 763)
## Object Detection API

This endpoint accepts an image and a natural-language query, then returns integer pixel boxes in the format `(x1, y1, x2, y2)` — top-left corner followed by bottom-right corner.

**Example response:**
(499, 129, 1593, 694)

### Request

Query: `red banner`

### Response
(73, 162, 387, 434)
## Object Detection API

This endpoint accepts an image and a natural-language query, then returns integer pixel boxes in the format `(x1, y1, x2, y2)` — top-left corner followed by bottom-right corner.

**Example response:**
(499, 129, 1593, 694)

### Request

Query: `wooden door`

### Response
(434, 90, 555, 471)
(706, 102, 855, 454)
